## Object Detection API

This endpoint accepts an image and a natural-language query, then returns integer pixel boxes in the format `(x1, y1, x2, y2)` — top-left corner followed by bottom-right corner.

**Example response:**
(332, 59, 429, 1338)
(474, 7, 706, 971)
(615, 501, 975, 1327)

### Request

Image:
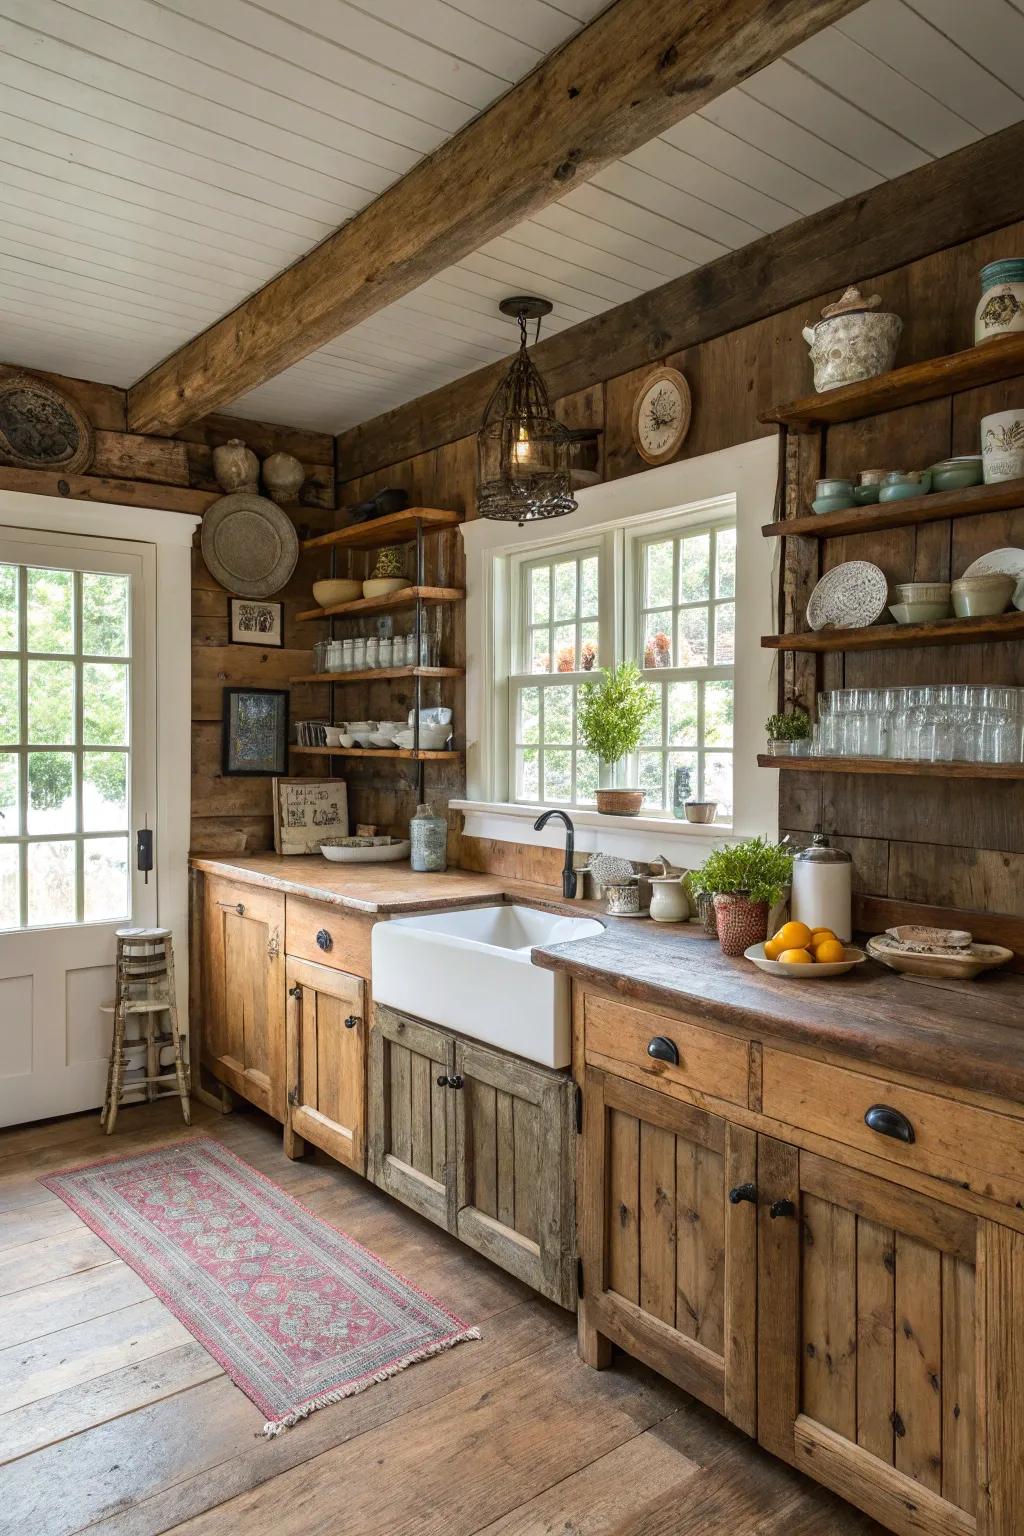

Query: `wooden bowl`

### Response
(313, 578, 362, 607)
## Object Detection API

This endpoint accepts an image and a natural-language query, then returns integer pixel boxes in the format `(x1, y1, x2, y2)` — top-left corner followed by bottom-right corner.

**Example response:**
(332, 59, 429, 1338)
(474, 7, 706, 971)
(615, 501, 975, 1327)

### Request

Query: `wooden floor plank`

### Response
(0, 1262, 148, 1350)
(0, 1228, 114, 1296)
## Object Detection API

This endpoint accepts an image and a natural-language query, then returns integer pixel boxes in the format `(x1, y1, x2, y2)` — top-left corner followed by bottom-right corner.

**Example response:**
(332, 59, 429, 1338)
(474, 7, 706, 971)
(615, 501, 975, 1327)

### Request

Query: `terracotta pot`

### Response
(595, 788, 644, 816)
(713, 892, 769, 956)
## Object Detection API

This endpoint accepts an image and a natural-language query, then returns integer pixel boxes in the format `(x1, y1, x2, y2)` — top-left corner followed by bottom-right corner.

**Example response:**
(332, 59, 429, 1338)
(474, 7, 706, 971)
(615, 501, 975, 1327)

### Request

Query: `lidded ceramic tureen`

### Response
(802, 286, 903, 393)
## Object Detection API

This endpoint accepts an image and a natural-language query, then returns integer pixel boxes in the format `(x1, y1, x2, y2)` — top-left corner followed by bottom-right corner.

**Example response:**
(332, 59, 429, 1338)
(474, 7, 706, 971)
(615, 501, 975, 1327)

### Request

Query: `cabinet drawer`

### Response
(762, 1047, 1024, 1206)
(583, 992, 750, 1107)
(285, 896, 373, 979)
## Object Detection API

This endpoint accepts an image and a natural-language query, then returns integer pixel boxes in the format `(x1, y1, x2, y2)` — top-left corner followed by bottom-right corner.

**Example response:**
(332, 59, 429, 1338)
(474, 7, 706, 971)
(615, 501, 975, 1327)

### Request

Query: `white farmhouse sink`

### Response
(371, 905, 603, 1068)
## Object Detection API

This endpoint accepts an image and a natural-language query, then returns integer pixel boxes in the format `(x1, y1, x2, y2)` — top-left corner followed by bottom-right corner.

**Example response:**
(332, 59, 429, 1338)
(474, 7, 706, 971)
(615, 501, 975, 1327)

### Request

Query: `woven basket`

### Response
(595, 788, 644, 816)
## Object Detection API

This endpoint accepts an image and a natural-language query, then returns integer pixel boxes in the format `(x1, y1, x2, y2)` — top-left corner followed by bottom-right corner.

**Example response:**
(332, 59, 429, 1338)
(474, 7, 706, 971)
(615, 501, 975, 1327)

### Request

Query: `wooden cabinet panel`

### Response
(758, 1141, 980, 1536)
(284, 895, 373, 978)
(368, 1005, 454, 1230)
(583, 991, 750, 1107)
(762, 1048, 1024, 1211)
(579, 1066, 757, 1432)
(453, 1038, 575, 1309)
(285, 956, 365, 1174)
(202, 877, 285, 1120)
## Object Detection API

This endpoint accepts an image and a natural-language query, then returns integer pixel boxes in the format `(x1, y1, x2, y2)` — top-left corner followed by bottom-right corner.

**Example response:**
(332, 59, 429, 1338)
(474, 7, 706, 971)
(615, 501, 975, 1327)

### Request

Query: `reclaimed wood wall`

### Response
(337, 220, 1024, 928)
(0, 365, 336, 856)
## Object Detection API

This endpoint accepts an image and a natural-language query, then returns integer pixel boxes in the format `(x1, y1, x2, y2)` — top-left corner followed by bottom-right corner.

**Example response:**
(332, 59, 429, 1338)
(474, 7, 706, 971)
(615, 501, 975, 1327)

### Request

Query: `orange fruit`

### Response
(763, 936, 785, 960)
(814, 938, 846, 964)
(810, 927, 837, 946)
(772, 920, 813, 952)
(779, 947, 814, 965)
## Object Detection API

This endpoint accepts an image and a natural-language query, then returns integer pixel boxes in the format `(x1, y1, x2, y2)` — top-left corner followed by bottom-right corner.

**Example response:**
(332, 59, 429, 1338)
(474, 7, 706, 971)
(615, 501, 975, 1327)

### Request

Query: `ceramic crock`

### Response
(713, 892, 770, 956)
(212, 438, 259, 494)
(649, 875, 688, 923)
(975, 259, 1024, 344)
(981, 408, 1024, 483)
(802, 286, 902, 393)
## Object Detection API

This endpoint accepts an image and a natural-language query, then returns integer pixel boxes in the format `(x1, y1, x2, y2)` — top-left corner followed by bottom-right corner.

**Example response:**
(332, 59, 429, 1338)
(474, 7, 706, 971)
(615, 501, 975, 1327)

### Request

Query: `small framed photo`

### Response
(222, 688, 289, 776)
(228, 597, 284, 647)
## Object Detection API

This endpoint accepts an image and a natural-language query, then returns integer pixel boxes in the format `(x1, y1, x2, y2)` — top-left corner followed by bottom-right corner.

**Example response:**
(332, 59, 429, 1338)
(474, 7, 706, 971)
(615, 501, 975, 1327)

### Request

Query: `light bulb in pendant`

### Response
(513, 425, 531, 463)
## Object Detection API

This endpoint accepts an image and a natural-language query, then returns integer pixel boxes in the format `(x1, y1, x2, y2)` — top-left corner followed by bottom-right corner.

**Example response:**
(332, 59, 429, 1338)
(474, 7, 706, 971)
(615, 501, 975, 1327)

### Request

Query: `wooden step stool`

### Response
(101, 927, 190, 1134)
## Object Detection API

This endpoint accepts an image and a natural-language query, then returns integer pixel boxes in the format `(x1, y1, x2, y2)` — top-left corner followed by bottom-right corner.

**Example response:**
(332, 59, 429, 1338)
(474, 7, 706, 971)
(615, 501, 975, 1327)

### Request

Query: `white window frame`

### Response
(457, 436, 779, 865)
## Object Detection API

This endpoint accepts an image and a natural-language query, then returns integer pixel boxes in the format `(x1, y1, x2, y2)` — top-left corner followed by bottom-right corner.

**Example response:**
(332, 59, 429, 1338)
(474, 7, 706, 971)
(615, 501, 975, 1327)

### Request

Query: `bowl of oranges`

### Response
(744, 921, 866, 978)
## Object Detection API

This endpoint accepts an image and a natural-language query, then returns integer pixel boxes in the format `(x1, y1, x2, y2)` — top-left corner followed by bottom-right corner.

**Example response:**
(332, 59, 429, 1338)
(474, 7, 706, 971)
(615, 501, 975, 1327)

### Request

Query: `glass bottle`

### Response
(410, 803, 448, 872)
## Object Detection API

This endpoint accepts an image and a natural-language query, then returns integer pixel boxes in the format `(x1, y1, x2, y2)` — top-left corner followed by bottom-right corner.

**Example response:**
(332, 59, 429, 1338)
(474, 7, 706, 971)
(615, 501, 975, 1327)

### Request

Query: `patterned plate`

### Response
(201, 492, 299, 598)
(963, 547, 1024, 609)
(806, 561, 889, 631)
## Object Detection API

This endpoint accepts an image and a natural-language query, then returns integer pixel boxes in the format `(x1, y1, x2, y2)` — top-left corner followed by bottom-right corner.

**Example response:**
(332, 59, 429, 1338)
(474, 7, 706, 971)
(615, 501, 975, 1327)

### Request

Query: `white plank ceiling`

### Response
(1, 0, 1023, 434)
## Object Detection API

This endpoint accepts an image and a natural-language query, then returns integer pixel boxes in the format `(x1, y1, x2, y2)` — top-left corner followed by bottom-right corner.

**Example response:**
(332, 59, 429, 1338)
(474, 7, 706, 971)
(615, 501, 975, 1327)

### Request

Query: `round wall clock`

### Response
(631, 367, 692, 465)
(0, 371, 95, 475)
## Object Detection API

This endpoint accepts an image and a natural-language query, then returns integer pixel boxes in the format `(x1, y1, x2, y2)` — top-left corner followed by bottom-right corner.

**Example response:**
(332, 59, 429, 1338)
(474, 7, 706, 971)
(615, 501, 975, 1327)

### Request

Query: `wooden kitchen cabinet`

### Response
(368, 1005, 577, 1308)
(284, 955, 365, 1173)
(201, 876, 286, 1121)
(578, 1064, 757, 1432)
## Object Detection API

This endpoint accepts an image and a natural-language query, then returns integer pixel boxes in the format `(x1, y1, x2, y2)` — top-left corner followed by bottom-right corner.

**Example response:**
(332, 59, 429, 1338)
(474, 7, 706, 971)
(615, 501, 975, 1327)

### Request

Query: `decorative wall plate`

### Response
(806, 561, 889, 631)
(963, 547, 1024, 609)
(201, 492, 298, 597)
(632, 367, 691, 465)
(0, 371, 94, 474)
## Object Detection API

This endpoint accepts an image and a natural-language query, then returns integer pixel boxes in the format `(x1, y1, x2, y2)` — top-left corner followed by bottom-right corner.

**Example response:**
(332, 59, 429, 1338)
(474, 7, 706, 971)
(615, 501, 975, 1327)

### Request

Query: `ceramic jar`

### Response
(262, 451, 305, 503)
(790, 835, 852, 942)
(981, 408, 1024, 483)
(649, 875, 688, 923)
(212, 438, 259, 493)
(802, 286, 902, 393)
(713, 892, 770, 956)
(975, 259, 1024, 344)
(410, 803, 447, 872)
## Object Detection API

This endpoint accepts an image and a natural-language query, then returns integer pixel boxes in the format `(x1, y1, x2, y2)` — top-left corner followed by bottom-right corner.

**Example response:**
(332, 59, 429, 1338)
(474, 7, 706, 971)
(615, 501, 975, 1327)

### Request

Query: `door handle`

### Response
(435, 1074, 464, 1089)
(729, 1183, 757, 1205)
(288, 984, 302, 1000)
(647, 1036, 679, 1066)
(769, 1199, 796, 1219)
(865, 1104, 915, 1144)
(344, 1014, 359, 1029)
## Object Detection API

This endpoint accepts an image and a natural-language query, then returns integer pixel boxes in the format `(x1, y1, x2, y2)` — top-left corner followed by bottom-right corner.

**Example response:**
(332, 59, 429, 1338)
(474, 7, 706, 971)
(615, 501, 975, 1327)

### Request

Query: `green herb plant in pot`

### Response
(765, 708, 811, 757)
(692, 838, 794, 956)
(578, 662, 659, 816)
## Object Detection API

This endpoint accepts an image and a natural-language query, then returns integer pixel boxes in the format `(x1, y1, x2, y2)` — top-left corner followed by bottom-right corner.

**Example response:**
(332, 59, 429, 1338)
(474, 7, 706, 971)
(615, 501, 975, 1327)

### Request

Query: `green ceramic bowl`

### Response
(853, 483, 881, 504)
(929, 457, 983, 492)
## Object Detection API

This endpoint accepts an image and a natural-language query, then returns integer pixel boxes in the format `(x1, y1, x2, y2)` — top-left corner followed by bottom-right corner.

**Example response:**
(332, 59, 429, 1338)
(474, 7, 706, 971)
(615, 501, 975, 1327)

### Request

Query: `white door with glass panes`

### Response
(0, 530, 156, 1125)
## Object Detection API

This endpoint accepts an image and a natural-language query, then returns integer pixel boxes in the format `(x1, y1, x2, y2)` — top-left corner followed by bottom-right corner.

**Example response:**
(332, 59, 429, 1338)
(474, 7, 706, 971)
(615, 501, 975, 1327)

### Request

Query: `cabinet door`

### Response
(285, 956, 365, 1174)
(453, 1038, 575, 1309)
(368, 1005, 454, 1230)
(757, 1138, 993, 1536)
(202, 878, 285, 1120)
(579, 1066, 757, 1432)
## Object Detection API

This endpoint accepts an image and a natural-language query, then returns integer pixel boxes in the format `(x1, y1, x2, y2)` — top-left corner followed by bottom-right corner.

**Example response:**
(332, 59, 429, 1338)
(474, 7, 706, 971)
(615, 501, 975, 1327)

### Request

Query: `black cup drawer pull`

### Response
(865, 1104, 915, 1144)
(647, 1036, 679, 1067)
(315, 928, 332, 952)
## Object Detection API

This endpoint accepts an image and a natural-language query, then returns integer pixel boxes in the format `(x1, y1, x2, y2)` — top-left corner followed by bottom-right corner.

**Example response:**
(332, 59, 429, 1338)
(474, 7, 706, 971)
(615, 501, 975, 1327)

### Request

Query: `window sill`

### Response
(451, 799, 750, 867)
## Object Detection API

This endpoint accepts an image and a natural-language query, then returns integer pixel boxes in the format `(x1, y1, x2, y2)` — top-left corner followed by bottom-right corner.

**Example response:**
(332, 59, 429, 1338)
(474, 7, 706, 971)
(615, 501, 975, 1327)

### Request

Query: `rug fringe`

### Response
(261, 1326, 482, 1437)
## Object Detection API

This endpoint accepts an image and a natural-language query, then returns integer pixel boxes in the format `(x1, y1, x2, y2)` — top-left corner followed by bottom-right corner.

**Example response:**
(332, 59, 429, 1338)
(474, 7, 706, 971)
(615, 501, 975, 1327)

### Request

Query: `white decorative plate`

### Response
(963, 547, 1024, 609)
(806, 561, 889, 631)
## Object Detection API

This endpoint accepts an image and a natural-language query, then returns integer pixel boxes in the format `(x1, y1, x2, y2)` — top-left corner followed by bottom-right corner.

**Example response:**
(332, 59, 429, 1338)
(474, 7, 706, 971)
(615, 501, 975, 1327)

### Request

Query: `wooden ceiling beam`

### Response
(126, 0, 864, 436)
(338, 120, 1024, 480)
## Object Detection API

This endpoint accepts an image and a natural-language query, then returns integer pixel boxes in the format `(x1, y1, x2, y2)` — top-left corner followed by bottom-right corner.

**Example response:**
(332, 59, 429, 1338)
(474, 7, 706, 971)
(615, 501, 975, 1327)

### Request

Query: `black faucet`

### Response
(534, 809, 577, 900)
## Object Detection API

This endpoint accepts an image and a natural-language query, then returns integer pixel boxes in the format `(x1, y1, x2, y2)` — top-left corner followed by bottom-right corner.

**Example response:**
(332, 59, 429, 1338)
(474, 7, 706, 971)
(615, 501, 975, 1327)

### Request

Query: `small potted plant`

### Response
(578, 661, 659, 816)
(765, 708, 811, 756)
(691, 838, 794, 955)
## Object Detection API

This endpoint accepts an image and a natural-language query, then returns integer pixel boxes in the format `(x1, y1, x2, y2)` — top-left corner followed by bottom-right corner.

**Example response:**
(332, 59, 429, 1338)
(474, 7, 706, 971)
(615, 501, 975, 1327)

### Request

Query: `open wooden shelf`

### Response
(296, 586, 464, 622)
(762, 610, 1024, 653)
(300, 507, 461, 553)
(761, 333, 1024, 432)
(289, 665, 464, 685)
(762, 477, 1024, 541)
(758, 754, 1024, 780)
(290, 745, 461, 762)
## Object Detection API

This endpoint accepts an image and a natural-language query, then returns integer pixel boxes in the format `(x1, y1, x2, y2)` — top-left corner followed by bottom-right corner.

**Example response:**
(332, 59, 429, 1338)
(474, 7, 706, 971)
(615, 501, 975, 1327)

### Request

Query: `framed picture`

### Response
(222, 688, 289, 776)
(228, 597, 284, 647)
(273, 778, 349, 855)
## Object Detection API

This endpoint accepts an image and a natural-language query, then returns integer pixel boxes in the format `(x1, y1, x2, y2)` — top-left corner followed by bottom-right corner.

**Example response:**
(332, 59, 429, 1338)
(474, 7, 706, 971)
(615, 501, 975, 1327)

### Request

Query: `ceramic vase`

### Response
(981, 408, 1024, 483)
(262, 451, 305, 503)
(975, 260, 1024, 344)
(713, 892, 769, 956)
(802, 286, 902, 393)
(212, 438, 259, 493)
(649, 876, 688, 923)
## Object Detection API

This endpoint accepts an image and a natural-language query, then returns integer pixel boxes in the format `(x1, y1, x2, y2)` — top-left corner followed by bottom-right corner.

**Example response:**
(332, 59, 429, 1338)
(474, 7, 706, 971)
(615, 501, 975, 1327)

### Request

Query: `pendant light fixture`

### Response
(476, 297, 577, 523)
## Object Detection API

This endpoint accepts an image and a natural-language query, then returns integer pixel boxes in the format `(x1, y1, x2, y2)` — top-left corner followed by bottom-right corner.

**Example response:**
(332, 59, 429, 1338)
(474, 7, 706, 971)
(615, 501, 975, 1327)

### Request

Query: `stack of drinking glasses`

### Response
(312, 619, 441, 674)
(813, 686, 1024, 764)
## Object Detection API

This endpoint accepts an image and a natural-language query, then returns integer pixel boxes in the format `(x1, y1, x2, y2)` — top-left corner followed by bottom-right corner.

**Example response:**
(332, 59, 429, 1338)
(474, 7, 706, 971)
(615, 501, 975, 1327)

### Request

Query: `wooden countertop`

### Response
(532, 923, 1024, 1104)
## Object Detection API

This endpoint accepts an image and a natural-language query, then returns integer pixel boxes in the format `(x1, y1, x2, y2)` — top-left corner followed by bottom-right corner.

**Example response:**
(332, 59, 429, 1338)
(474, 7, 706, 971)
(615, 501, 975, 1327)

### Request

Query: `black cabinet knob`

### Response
(288, 984, 302, 1000)
(769, 1199, 796, 1219)
(647, 1035, 679, 1066)
(235, 902, 245, 916)
(729, 1183, 757, 1205)
(449, 1074, 464, 1090)
(344, 1014, 359, 1030)
(436, 1073, 449, 1088)
(315, 928, 332, 952)
(865, 1104, 915, 1144)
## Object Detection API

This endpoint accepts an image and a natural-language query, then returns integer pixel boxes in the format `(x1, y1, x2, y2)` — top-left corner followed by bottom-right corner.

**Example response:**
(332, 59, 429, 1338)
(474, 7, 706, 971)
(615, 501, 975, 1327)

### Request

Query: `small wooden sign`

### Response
(273, 777, 349, 856)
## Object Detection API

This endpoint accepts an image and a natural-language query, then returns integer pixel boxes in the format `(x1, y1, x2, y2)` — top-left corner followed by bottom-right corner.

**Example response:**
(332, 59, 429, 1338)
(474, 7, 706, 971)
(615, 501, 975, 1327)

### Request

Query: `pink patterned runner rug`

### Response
(41, 1137, 479, 1435)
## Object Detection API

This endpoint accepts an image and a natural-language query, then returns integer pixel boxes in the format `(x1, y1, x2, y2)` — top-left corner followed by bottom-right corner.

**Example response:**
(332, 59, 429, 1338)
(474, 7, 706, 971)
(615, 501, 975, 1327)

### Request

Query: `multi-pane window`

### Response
(512, 550, 601, 805)
(636, 523, 735, 815)
(0, 563, 132, 930)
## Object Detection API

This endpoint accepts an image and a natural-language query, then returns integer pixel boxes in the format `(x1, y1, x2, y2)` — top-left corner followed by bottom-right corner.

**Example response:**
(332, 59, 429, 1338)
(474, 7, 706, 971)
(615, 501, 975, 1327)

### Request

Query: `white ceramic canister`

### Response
(975, 260, 1024, 344)
(649, 875, 688, 923)
(981, 408, 1024, 484)
(790, 834, 852, 942)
